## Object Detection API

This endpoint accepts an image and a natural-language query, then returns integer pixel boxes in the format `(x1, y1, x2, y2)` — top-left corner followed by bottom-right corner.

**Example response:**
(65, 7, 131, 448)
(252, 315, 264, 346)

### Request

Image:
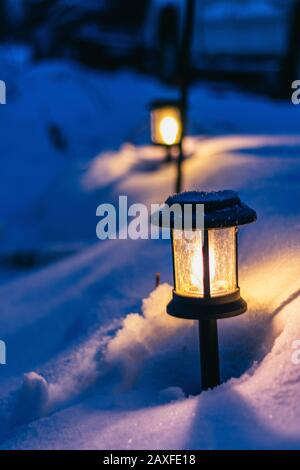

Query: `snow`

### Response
(0, 49, 300, 449)
(105, 284, 193, 392)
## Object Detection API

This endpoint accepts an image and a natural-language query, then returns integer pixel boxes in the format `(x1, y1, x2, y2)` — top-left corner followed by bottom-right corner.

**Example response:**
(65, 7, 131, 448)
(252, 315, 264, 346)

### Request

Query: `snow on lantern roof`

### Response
(151, 190, 257, 229)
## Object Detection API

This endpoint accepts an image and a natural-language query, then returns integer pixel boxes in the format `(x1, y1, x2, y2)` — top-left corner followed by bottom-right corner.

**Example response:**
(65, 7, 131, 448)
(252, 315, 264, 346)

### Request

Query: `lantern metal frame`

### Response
(151, 190, 257, 391)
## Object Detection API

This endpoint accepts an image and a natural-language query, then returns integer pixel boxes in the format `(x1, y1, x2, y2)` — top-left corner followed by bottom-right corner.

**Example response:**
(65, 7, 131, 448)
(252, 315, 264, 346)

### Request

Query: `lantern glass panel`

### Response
(151, 106, 182, 146)
(172, 227, 237, 298)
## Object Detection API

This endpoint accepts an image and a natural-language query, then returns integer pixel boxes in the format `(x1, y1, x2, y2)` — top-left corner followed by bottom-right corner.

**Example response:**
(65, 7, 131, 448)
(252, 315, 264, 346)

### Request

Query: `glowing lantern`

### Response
(151, 190, 257, 390)
(150, 100, 182, 147)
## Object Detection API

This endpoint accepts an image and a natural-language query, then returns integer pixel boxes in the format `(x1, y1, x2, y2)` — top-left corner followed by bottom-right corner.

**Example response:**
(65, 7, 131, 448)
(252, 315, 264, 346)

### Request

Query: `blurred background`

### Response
(0, 0, 299, 280)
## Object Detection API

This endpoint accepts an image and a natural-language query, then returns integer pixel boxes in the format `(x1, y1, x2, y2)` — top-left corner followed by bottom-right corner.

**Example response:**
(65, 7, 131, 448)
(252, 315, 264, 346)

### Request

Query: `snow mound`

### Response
(12, 373, 49, 426)
(82, 144, 166, 189)
(105, 284, 195, 390)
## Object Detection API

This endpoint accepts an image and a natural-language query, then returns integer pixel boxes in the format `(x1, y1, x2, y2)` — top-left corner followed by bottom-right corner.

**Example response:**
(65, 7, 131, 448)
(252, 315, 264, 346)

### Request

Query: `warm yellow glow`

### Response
(159, 116, 180, 146)
(173, 228, 236, 298)
(151, 106, 182, 146)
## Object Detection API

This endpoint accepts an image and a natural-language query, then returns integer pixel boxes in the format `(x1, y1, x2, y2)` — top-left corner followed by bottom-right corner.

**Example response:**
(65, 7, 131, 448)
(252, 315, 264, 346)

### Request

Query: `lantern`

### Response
(151, 190, 257, 390)
(150, 100, 183, 147)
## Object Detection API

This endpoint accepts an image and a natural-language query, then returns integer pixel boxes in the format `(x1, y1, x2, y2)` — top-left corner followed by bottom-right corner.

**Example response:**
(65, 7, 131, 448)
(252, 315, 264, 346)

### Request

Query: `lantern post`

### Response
(151, 190, 257, 391)
(149, 0, 195, 191)
(149, 99, 183, 163)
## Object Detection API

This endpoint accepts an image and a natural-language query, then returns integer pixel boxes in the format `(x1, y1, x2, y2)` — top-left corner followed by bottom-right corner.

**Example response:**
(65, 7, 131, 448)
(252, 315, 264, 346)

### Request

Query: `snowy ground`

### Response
(0, 51, 300, 449)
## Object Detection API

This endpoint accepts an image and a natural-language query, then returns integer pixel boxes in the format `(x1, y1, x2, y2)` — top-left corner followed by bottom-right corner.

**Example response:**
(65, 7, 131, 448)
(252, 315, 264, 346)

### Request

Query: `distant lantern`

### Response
(151, 190, 257, 390)
(150, 100, 182, 147)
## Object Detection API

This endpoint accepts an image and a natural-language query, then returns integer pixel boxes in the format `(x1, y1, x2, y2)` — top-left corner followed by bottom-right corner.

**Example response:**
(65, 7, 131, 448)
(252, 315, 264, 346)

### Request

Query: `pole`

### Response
(199, 319, 220, 391)
(175, 0, 195, 193)
(175, 140, 184, 193)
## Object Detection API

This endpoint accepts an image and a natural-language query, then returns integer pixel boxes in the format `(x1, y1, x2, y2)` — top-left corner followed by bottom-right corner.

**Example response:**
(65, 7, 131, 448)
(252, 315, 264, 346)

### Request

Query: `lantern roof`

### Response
(151, 190, 257, 229)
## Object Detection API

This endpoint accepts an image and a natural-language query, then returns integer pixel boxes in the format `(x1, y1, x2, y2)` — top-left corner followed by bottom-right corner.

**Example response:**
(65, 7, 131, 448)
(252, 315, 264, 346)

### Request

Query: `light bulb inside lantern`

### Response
(173, 228, 237, 298)
(159, 116, 180, 146)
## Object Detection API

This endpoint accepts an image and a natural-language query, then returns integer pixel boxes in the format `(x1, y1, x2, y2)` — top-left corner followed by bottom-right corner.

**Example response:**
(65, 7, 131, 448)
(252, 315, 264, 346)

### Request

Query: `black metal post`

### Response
(175, 0, 195, 193)
(199, 319, 220, 391)
(165, 146, 172, 163)
(199, 229, 220, 390)
(175, 141, 184, 193)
